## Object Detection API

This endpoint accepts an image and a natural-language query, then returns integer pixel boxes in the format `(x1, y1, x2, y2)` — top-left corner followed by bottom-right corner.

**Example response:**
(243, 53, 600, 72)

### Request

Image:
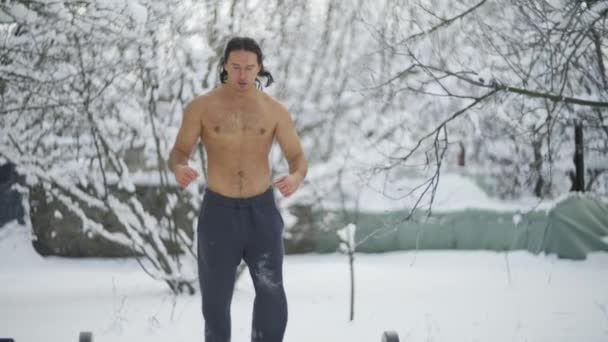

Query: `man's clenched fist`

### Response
(174, 165, 199, 188)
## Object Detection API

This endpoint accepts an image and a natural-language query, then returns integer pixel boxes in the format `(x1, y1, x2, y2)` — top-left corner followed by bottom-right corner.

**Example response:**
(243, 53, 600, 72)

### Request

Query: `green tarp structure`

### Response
(313, 195, 608, 260)
(524, 195, 608, 259)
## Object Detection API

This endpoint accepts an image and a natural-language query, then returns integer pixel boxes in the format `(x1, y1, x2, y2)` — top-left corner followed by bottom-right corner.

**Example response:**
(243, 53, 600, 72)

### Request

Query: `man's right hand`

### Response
(174, 165, 199, 188)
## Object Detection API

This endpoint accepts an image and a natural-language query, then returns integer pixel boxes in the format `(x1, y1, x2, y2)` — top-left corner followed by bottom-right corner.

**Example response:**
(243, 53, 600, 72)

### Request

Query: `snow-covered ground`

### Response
(1, 221, 608, 342)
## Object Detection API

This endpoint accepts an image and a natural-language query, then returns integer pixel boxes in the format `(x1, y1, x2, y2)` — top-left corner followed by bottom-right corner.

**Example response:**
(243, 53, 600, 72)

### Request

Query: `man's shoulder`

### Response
(186, 89, 220, 113)
(193, 88, 220, 104)
(259, 91, 288, 115)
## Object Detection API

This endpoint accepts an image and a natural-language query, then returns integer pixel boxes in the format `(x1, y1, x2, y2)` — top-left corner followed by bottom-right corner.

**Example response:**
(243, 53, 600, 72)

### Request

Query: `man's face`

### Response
(224, 50, 261, 92)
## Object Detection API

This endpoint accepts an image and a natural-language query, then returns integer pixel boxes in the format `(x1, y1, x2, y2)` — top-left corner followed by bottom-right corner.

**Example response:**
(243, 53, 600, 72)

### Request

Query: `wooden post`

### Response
(458, 142, 466, 167)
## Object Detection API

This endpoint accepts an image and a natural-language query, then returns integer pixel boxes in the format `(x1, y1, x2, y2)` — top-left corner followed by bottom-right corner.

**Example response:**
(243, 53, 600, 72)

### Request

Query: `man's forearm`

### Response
(288, 153, 308, 183)
(168, 148, 189, 173)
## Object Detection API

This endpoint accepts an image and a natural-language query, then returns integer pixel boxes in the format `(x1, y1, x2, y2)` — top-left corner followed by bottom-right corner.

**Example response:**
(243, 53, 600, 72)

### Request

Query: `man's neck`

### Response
(221, 84, 258, 100)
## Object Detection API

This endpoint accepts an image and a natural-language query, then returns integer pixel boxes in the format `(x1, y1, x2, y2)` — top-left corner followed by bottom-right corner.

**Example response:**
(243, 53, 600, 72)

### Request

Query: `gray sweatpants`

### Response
(197, 187, 287, 342)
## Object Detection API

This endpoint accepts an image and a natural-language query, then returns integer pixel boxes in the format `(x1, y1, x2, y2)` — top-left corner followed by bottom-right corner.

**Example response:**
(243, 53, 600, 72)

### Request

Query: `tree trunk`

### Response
(458, 141, 466, 167)
(573, 122, 585, 192)
(532, 134, 544, 197)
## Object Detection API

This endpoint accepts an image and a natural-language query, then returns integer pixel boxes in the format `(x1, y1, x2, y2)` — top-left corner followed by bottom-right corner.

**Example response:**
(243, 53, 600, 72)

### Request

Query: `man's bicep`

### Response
(275, 110, 303, 160)
(173, 102, 202, 157)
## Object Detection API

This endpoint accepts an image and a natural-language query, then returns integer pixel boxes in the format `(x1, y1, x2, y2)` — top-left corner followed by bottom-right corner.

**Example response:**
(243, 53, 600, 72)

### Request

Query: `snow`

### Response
(337, 223, 357, 253)
(127, 1, 148, 25)
(53, 210, 63, 219)
(1, 221, 608, 342)
(350, 172, 556, 214)
(512, 213, 522, 225)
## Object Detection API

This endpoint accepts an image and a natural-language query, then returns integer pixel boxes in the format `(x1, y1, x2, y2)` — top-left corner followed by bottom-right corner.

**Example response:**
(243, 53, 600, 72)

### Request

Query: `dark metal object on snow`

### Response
(382, 330, 400, 342)
(79, 331, 93, 342)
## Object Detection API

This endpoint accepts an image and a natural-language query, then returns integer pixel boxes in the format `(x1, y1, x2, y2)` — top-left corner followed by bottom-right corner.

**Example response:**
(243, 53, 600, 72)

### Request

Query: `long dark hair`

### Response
(218, 37, 274, 88)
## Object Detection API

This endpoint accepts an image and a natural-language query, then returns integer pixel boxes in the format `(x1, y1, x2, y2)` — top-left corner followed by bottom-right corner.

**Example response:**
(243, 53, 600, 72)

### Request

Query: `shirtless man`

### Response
(168, 37, 307, 342)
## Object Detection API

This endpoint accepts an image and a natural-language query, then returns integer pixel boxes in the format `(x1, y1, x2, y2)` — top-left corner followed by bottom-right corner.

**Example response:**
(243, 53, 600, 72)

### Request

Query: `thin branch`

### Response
(495, 83, 608, 107)
(405, 0, 488, 42)
(387, 89, 498, 168)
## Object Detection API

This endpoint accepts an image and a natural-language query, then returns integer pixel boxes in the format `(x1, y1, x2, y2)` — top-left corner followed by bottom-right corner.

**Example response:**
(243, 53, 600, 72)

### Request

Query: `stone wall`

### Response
(28, 184, 196, 257)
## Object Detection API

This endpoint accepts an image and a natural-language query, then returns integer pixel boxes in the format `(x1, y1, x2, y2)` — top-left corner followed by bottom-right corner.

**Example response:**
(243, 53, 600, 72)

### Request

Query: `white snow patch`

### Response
(1, 220, 608, 342)
(337, 223, 357, 253)
(512, 213, 522, 225)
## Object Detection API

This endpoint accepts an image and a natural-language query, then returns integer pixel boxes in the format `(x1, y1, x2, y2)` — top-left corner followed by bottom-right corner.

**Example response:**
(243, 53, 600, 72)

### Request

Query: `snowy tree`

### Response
(0, 0, 389, 292)
(360, 0, 608, 202)
(0, 0, 214, 294)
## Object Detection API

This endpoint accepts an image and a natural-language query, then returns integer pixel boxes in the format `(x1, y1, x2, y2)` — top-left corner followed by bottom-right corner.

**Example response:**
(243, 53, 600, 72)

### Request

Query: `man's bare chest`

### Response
(202, 107, 275, 142)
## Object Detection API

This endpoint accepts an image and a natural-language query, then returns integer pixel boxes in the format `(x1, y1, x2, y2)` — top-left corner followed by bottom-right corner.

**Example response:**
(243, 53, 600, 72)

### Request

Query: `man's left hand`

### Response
(274, 174, 301, 197)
